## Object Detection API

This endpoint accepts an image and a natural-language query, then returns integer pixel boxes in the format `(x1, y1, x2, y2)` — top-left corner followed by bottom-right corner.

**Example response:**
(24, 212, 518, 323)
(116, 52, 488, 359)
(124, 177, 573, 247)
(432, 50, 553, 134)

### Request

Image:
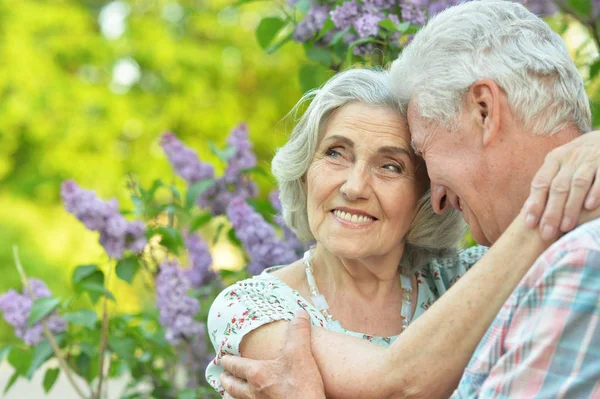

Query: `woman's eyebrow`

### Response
(324, 135, 354, 147)
(378, 146, 411, 157)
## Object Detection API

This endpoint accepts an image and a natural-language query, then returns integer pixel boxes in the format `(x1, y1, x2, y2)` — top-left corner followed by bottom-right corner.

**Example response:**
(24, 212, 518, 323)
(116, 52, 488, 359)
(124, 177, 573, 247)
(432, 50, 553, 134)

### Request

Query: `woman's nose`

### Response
(340, 164, 370, 200)
(431, 183, 450, 214)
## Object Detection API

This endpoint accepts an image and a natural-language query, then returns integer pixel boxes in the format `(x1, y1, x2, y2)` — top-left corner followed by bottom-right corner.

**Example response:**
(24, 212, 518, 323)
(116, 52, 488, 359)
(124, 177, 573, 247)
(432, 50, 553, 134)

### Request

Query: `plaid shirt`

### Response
(454, 218, 600, 398)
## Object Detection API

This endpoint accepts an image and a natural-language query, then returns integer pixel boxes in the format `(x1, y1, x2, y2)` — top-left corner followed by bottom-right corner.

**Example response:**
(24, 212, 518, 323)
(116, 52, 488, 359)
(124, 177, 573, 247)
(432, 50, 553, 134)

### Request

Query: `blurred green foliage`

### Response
(0, 0, 308, 344)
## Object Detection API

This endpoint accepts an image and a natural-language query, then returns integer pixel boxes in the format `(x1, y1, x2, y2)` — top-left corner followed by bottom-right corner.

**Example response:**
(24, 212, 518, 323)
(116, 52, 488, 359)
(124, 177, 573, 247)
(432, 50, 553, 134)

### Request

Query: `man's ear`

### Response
(467, 79, 502, 147)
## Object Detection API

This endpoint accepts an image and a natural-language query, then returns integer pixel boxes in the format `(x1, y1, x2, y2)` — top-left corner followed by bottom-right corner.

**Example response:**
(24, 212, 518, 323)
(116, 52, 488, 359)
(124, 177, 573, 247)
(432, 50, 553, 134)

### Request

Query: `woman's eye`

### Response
(326, 148, 342, 158)
(383, 164, 403, 173)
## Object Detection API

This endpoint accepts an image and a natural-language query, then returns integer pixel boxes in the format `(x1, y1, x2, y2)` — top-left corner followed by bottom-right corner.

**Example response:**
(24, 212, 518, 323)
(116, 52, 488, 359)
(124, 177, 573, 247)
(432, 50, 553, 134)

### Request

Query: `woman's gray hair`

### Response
(272, 68, 466, 273)
(390, 0, 591, 136)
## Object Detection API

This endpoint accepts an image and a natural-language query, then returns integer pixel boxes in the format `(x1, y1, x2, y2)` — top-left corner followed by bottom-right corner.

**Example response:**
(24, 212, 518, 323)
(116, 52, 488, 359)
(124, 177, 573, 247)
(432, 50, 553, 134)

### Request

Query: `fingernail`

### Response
(525, 213, 537, 228)
(585, 196, 597, 210)
(294, 309, 308, 319)
(542, 224, 555, 240)
(560, 216, 572, 232)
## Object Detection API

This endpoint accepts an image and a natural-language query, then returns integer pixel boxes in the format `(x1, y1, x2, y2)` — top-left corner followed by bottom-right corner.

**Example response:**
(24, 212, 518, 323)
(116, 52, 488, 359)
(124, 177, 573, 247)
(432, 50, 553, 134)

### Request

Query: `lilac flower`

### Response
(354, 12, 384, 38)
(160, 133, 214, 183)
(0, 279, 66, 346)
(269, 191, 307, 256)
(522, 0, 557, 16)
(293, 2, 331, 42)
(331, 1, 361, 30)
(363, 0, 397, 13)
(61, 180, 147, 260)
(400, 0, 426, 25)
(184, 233, 216, 289)
(224, 124, 257, 183)
(155, 259, 204, 344)
(227, 197, 297, 275)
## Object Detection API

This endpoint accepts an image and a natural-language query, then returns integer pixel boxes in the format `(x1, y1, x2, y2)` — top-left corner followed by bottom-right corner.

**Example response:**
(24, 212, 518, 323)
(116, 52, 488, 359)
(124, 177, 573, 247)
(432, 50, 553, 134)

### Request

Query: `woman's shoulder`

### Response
(418, 245, 488, 296)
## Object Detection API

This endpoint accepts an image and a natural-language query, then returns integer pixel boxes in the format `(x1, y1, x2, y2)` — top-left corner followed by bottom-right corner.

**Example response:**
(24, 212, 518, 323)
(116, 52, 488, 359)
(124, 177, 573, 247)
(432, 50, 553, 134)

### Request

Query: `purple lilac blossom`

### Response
(227, 197, 297, 275)
(61, 180, 147, 259)
(223, 123, 257, 183)
(155, 259, 204, 344)
(354, 12, 385, 38)
(268, 191, 307, 256)
(160, 133, 215, 183)
(522, 0, 557, 16)
(331, 1, 361, 30)
(0, 279, 66, 346)
(184, 233, 216, 289)
(293, 2, 332, 42)
(400, 0, 426, 25)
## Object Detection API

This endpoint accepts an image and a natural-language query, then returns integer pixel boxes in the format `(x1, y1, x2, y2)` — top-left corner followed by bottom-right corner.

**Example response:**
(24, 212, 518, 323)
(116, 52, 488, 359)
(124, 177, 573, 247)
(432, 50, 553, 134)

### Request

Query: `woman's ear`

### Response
(467, 79, 502, 147)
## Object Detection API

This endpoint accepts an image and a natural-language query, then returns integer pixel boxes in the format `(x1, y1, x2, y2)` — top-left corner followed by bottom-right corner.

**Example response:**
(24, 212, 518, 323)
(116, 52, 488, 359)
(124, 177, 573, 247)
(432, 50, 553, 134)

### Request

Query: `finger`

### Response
(560, 165, 596, 232)
(584, 167, 600, 210)
(284, 309, 313, 354)
(221, 371, 251, 399)
(221, 355, 257, 381)
(525, 155, 560, 228)
(540, 166, 572, 240)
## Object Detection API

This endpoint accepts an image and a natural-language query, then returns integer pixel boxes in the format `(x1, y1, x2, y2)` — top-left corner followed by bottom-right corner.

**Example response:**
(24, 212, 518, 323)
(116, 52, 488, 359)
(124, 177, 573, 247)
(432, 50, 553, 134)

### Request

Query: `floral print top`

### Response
(205, 245, 487, 395)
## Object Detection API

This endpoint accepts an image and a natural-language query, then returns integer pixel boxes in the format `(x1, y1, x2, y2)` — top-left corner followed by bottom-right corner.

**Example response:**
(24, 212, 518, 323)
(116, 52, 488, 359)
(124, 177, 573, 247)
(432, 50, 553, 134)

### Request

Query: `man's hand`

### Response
(524, 130, 600, 239)
(220, 310, 325, 399)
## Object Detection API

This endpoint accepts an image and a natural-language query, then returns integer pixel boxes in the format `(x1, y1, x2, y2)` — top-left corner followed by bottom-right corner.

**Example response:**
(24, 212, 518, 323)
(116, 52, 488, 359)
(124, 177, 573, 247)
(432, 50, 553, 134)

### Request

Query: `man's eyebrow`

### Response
(410, 140, 422, 157)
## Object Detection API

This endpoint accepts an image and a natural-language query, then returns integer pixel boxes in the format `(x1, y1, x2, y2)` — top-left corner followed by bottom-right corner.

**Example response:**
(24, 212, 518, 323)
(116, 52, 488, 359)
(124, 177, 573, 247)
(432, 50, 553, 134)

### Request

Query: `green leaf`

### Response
(43, 368, 59, 393)
(294, 0, 311, 13)
(28, 297, 61, 326)
(316, 18, 335, 40)
(116, 256, 141, 284)
(227, 228, 242, 246)
(63, 310, 98, 329)
(79, 282, 115, 302)
(305, 44, 332, 65)
(27, 339, 54, 379)
(72, 264, 99, 285)
(378, 19, 398, 32)
(73, 266, 106, 304)
(186, 179, 215, 210)
(8, 347, 32, 376)
(189, 212, 213, 232)
(266, 31, 294, 54)
(108, 336, 136, 361)
(154, 226, 183, 254)
(590, 58, 600, 80)
(3, 371, 19, 395)
(177, 389, 197, 399)
(330, 27, 350, 46)
(209, 141, 237, 162)
(0, 345, 12, 363)
(346, 37, 382, 64)
(256, 17, 287, 49)
(565, 0, 591, 15)
(298, 63, 328, 93)
(143, 179, 164, 202)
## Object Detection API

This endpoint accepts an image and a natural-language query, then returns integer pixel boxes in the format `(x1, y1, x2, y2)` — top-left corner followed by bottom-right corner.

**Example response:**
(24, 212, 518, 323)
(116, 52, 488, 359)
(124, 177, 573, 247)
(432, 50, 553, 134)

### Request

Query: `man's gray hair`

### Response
(272, 68, 466, 273)
(391, 0, 591, 136)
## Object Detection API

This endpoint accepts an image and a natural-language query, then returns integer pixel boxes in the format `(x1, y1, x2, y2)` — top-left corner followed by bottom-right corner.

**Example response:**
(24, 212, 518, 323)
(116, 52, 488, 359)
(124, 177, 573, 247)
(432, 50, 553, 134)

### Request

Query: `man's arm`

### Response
(524, 130, 600, 239)
(459, 244, 600, 397)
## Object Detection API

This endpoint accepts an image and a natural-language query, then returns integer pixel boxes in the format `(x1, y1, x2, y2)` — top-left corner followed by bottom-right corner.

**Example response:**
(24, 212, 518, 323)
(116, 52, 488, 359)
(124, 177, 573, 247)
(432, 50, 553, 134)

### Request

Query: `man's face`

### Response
(407, 101, 503, 246)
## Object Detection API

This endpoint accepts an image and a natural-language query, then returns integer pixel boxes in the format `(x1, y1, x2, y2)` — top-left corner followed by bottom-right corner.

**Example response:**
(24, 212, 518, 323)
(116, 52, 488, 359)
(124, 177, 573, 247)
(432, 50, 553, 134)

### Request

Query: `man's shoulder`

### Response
(542, 217, 600, 262)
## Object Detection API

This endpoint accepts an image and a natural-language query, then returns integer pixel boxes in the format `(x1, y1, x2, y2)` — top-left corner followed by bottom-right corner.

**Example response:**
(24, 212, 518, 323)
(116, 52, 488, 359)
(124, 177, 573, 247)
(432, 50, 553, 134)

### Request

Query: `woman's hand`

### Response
(524, 130, 600, 239)
(220, 310, 325, 399)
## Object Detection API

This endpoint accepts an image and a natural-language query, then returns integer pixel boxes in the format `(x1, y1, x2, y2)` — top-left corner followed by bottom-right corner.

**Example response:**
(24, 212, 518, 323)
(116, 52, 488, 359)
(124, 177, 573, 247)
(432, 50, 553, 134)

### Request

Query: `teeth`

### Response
(333, 210, 375, 224)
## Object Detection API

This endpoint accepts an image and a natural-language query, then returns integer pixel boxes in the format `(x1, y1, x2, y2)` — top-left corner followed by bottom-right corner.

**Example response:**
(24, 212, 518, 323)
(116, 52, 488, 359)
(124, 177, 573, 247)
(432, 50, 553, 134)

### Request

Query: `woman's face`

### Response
(306, 102, 426, 262)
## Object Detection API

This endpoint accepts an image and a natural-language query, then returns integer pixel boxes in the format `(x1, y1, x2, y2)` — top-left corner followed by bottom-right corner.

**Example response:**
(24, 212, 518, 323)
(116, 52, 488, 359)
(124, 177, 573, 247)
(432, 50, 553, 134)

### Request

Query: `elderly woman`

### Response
(205, 68, 591, 397)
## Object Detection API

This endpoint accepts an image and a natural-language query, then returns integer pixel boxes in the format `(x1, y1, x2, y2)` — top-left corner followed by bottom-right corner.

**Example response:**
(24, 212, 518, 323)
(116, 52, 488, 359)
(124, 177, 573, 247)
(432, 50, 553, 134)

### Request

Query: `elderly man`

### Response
(219, 1, 600, 397)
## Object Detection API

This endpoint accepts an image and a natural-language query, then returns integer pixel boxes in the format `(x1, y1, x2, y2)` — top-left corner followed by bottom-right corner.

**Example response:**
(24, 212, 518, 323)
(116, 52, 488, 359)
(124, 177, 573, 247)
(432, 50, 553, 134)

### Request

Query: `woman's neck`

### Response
(310, 244, 404, 302)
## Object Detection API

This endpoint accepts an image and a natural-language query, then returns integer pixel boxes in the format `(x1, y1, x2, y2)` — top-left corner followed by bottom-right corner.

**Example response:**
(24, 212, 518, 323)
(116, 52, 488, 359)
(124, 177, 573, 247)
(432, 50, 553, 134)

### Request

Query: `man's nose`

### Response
(431, 183, 450, 214)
